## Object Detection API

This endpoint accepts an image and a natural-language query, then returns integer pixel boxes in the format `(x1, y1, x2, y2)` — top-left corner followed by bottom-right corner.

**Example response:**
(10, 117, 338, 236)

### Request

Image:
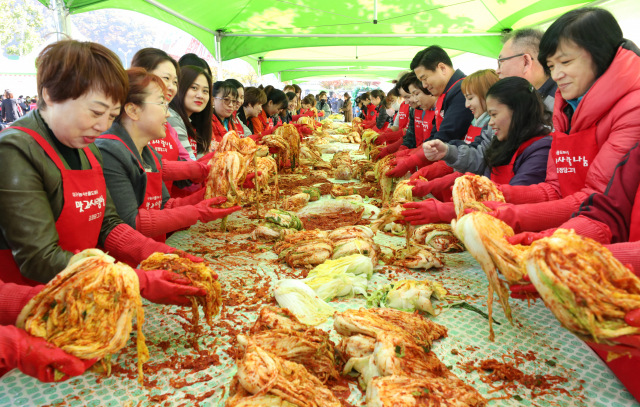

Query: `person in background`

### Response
(96, 68, 241, 242)
(28, 97, 37, 111)
(497, 28, 557, 112)
(130, 48, 206, 198)
(17, 96, 28, 115)
(178, 53, 212, 78)
(167, 66, 213, 159)
(411, 69, 499, 196)
(358, 92, 371, 120)
(300, 94, 317, 117)
(225, 78, 250, 137)
(340, 92, 352, 122)
(1, 90, 20, 123)
(375, 72, 413, 146)
(250, 87, 287, 137)
(291, 84, 302, 113)
(371, 89, 395, 132)
(210, 81, 241, 143)
(316, 91, 331, 118)
(238, 87, 267, 136)
(282, 92, 297, 124)
(0, 41, 205, 311)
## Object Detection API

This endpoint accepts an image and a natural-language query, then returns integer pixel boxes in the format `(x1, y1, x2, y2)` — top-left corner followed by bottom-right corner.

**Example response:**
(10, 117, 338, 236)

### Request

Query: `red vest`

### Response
(490, 136, 547, 185)
(398, 102, 410, 130)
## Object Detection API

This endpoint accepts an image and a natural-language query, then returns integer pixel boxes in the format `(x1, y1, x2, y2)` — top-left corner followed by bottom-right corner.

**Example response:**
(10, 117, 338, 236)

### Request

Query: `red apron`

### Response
(149, 124, 180, 193)
(0, 127, 107, 286)
(413, 109, 425, 146)
(398, 102, 410, 130)
(421, 110, 434, 141)
(435, 78, 464, 131)
(629, 185, 640, 243)
(367, 103, 377, 120)
(464, 125, 482, 144)
(549, 126, 598, 197)
(188, 136, 198, 156)
(98, 135, 166, 243)
(490, 136, 547, 185)
(260, 110, 274, 131)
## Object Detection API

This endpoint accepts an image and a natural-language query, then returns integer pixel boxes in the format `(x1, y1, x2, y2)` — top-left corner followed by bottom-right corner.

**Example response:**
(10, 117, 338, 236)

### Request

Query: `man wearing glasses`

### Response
(497, 28, 558, 112)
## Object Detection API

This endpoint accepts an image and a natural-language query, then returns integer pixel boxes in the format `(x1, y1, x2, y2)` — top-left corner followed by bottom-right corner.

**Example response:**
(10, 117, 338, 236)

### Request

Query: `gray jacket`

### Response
(316, 100, 331, 118)
(95, 122, 171, 229)
(442, 112, 492, 175)
(167, 107, 196, 160)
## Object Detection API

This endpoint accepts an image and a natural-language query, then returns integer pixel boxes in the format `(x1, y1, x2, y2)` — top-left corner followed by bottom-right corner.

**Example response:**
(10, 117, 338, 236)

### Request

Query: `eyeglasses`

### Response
(215, 97, 238, 107)
(497, 53, 525, 68)
(142, 101, 169, 113)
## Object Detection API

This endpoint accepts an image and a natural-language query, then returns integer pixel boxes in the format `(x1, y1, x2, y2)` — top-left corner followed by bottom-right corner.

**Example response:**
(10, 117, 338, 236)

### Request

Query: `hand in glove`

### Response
(194, 198, 242, 223)
(410, 161, 454, 182)
(402, 199, 456, 226)
(385, 149, 431, 178)
(0, 326, 96, 382)
(509, 275, 540, 300)
(167, 248, 204, 263)
(160, 159, 210, 184)
(407, 176, 456, 199)
(134, 268, 207, 306)
(422, 139, 449, 161)
(394, 146, 412, 158)
(506, 230, 555, 246)
(196, 151, 215, 163)
(242, 172, 262, 189)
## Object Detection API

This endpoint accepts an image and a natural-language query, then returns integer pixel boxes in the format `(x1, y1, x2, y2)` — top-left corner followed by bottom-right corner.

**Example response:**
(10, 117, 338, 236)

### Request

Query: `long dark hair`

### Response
(483, 77, 552, 170)
(370, 89, 389, 109)
(264, 88, 288, 110)
(130, 48, 180, 77)
(169, 66, 213, 154)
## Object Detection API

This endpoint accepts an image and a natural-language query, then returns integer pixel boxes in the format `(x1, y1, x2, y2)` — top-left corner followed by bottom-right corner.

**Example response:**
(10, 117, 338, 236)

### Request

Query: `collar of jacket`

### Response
(472, 112, 490, 128)
(443, 69, 466, 95)
(103, 122, 150, 167)
(537, 77, 558, 100)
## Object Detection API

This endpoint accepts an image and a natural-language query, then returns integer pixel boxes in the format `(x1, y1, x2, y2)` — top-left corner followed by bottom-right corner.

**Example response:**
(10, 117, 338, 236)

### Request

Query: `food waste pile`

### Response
(1, 122, 638, 407)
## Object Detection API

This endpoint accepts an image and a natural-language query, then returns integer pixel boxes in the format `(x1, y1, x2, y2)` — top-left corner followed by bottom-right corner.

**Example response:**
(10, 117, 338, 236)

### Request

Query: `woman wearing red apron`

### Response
(225, 78, 251, 137)
(0, 41, 211, 381)
(96, 69, 241, 243)
(403, 77, 553, 223)
(130, 48, 212, 198)
(411, 69, 500, 193)
(374, 74, 418, 158)
(211, 81, 244, 144)
(250, 88, 288, 138)
(167, 66, 213, 160)
(385, 74, 438, 177)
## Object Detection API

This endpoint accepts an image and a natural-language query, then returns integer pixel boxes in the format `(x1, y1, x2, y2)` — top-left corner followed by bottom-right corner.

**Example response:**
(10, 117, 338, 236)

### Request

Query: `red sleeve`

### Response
(0, 281, 44, 325)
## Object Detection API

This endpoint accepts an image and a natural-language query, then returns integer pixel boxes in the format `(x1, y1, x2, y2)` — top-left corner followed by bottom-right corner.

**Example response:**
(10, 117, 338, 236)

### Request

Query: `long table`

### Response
(1, 146, 638, 407)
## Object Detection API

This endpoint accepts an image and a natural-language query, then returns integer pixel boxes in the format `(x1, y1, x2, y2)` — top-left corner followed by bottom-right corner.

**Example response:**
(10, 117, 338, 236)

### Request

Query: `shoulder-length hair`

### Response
(483, 77, 552, 170)
(169, 65, 213, 154)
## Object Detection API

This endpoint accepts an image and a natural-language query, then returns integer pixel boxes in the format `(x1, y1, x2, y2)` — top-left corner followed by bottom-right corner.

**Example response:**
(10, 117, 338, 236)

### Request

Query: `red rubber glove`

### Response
(375, 129, 403, 146)
(134, 269, 206, 306)
(402, 199, 456, 226)
(509, 275, 540, 300)
(299, 126, 313, 136)
(196, 151, 215, 163)
(394, 146, 413, 158)
(166, 248, 204, 263)
(161, 159, 210, 184)
(410, 161, 454, 182)
(105, 224, 198, 268)
(0, 326, 96, 382)
(165, 188, 206, 208)
(385, 149, 432, 178)
(292, 112, 314, 121)
(481, 199, 579, 234)
(497, 184, 557, 205)
(242, 172, 261, 189)
(249, 133, 262, 142)
(507, 230, 555, 246)
(375, 139, 403, 161)
(194, 200, 242, 223)
(0, 283, 44, 325)
(362, 120, 375, 129)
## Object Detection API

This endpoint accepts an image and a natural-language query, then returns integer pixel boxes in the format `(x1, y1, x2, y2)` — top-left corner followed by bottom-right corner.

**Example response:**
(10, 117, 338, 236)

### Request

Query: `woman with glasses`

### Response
(211, 81, 243, 143)
(96, 68, 241, 243)
(167, 66, 213, 159)
(225, 78, 251, 137)
(130, 48, 212, 199)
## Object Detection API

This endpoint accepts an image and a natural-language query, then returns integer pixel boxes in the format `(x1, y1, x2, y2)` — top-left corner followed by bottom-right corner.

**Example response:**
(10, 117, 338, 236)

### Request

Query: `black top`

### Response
(43, 119, 81, 170)
(427, 69, 474, 144)
(237, 107, 255, 134)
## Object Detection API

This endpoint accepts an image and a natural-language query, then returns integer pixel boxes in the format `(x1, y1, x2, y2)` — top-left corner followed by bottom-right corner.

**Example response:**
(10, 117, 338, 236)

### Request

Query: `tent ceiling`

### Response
(46, 0, 602, 77)
(280, 68, 405, 82)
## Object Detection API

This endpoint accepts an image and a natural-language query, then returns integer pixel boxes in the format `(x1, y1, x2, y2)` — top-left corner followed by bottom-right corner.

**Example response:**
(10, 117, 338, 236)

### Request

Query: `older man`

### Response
(497, 28, 557, 111)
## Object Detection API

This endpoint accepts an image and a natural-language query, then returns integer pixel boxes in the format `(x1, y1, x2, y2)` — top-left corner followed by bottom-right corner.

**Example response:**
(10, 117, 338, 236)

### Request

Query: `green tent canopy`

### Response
(43, 0, 601, 78)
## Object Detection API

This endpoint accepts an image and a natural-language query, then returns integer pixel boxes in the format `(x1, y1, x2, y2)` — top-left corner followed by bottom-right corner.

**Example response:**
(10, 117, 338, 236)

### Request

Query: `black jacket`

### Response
(1, 98, 20, 122)
(237, 108, 255, 134)
(428, 69, 474, 144)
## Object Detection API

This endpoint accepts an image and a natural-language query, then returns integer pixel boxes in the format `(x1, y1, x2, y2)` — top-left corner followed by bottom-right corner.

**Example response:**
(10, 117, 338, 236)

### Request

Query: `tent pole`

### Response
(258, 57, 263, 82)
(53, 0, 72, 41)
(215, 31, 223, 81)
(373, 0, 378, 24)
(223, 33, 501, 38)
